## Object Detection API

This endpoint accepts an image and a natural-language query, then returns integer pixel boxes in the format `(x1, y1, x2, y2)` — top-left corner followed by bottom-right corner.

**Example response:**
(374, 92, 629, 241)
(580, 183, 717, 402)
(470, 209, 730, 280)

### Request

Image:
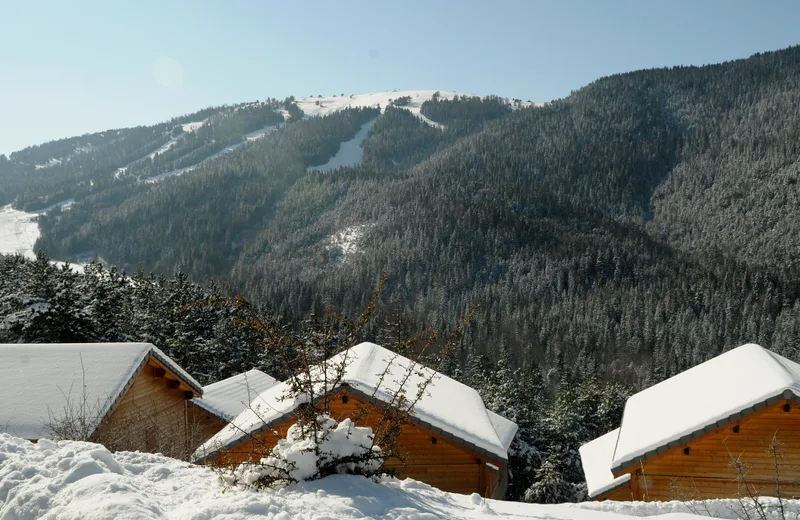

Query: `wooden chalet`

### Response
(193, 342, 518, 499)
(580, 343, 800, 501)
(0, 342, 202, 459)
(188, 369, 279, 446)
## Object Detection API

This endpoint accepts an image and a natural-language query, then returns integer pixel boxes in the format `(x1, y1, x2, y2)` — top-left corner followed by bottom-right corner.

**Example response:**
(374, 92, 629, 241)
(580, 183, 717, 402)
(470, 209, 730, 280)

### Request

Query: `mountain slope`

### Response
(3, 47, 800, 386)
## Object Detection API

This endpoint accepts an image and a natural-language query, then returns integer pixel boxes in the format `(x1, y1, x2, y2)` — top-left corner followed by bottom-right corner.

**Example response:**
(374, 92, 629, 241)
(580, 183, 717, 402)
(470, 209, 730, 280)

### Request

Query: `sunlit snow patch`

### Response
(308, 118, 377, 172)
(329, 224, 371, 261)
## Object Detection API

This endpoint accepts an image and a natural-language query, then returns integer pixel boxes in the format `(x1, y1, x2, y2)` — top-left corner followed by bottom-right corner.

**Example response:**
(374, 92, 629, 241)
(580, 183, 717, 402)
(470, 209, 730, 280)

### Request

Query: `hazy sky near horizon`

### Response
(1, 0, 799, 154)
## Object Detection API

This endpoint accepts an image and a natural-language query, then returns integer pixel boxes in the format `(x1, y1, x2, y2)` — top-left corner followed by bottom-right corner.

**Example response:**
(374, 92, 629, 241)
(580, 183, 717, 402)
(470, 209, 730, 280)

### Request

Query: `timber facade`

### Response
(581, 344, 800, 502)
(92, 356, 202, 459)
(206, 387, 508, 498)
(605, 398, 800, 501)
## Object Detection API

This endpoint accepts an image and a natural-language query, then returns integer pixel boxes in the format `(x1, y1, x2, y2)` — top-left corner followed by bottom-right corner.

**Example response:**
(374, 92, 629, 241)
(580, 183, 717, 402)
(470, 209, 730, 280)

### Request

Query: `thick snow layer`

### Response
(197, 342, 514, 461)
(192, 369, 279, 422)
(487, 410, 519, 452)
(0, 434, 723, 520)
(576, 496, 800, 520)
(296, 90, 537, 128)
(578, 428, 630, 498)
(612, 343, 800, 472)
(0, 343, 200, 439)
(308, 117, 377, 172)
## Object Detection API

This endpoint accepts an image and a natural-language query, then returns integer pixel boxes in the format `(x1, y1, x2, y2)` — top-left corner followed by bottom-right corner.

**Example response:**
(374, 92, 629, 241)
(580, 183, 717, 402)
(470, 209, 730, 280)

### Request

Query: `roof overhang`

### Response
(611, 388, 797, 476)
(194, 383, 509, 465)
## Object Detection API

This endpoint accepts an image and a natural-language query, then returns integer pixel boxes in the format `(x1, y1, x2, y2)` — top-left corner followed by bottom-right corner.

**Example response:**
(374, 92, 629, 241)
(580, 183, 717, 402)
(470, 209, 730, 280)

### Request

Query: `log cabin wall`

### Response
(210, 388, 507, 498)
(187, 404, 228, 453)
(616, 399, 800, 501)
(93, 357, 198, 459)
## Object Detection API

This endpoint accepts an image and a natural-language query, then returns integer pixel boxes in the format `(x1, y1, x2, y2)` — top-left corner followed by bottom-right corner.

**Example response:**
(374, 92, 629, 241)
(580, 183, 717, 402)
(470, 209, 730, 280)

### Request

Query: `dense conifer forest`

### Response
(3, 45, 800, 500)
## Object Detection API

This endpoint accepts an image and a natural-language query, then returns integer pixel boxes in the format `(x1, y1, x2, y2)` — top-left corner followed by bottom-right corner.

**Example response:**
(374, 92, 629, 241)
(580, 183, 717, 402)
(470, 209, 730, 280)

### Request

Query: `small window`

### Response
(341, 395, 349, 404)
(684, 447, 691, 455)
(784, 403, 791, 413)
(732, 424, 740, 433)
(431, 437, 437, 444)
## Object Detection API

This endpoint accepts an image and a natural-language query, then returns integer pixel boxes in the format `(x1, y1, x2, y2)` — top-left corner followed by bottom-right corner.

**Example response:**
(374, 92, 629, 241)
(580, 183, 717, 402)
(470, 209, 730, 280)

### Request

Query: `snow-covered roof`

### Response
(191, 369, 279, 422)
(612, 343, 800, 473)
(579, 428, 631, 499)
(0, 343, 201, 440)
(487, 410, 518, 452)
(195, 342, 516, 462)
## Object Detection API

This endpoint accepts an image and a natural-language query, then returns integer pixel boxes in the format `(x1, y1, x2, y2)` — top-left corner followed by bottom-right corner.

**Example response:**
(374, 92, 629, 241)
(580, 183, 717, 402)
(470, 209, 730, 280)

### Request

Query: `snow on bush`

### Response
(228, 414, 384, 488)
(5, 432, 798, 520)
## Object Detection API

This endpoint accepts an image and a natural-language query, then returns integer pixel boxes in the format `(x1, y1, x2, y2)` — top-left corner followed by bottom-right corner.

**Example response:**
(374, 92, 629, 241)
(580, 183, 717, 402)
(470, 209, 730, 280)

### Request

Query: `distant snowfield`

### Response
(0, 201, 83, 271)
(0, 433, 722, 520)
(308, 118, 378, 172)
(0, 205, 40, 259)
(296, 90, 537, 127)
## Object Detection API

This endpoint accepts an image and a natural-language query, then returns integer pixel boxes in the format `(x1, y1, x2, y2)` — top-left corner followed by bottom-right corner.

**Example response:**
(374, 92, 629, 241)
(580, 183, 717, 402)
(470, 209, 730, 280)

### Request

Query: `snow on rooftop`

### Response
(612, 343, 800, 472)
(196, 342, 514, 461)
(192, 369, 279, 422)
(307, 117, 377, 172)
(487, 410, 519, 452)
(0, 343, 200, 439)
(579, 428, 630, 498)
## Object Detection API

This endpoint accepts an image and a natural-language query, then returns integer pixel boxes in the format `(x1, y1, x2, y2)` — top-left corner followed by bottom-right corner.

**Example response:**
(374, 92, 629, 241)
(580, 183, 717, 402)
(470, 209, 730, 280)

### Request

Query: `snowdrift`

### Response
(1, 433, 794, 520)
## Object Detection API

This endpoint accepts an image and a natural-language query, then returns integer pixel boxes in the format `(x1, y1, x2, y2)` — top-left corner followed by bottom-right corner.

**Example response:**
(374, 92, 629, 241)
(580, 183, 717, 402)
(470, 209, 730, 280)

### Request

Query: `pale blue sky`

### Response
(1, 0, 799, 154)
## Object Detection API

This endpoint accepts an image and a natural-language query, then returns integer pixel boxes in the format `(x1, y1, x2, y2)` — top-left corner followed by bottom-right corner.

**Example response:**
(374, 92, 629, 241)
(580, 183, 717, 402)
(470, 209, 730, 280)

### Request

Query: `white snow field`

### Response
(0, 200, 74, 261)
(295, 90, 537, 127)
(308, 118, 378, 172)
(0, 205, 40, 259)
(0, 433, 730, 520)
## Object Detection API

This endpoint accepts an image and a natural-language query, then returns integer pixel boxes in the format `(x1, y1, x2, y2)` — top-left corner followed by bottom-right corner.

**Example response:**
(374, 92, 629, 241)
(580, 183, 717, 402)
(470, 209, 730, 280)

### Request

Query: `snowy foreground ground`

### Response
(1, 434, 796, 520)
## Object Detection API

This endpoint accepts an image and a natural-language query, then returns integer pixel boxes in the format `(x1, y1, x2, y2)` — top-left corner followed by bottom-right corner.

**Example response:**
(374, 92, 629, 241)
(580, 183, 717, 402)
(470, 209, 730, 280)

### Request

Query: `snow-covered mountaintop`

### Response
(295, 90, 537, 127)
(0, 433, 731, 520)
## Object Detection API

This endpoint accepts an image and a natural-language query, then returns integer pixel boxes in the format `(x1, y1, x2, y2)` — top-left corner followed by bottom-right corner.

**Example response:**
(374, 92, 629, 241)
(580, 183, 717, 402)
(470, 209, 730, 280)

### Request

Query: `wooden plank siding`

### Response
(208, 387, 506, 498)
(92, 357, 199, 459)
(612, 399, 800, 501)
(187, 404, 229, 451)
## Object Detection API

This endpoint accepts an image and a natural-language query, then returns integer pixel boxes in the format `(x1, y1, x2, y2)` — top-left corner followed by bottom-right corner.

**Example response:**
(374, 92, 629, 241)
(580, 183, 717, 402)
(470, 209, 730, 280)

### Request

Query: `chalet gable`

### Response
(0, 342, 201, 440)
(194, 342, 518, 463)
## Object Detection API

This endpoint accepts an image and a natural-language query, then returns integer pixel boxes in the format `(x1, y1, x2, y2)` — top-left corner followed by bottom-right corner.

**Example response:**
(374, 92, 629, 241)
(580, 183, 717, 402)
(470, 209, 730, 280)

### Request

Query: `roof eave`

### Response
(610, 388, 798, 475)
